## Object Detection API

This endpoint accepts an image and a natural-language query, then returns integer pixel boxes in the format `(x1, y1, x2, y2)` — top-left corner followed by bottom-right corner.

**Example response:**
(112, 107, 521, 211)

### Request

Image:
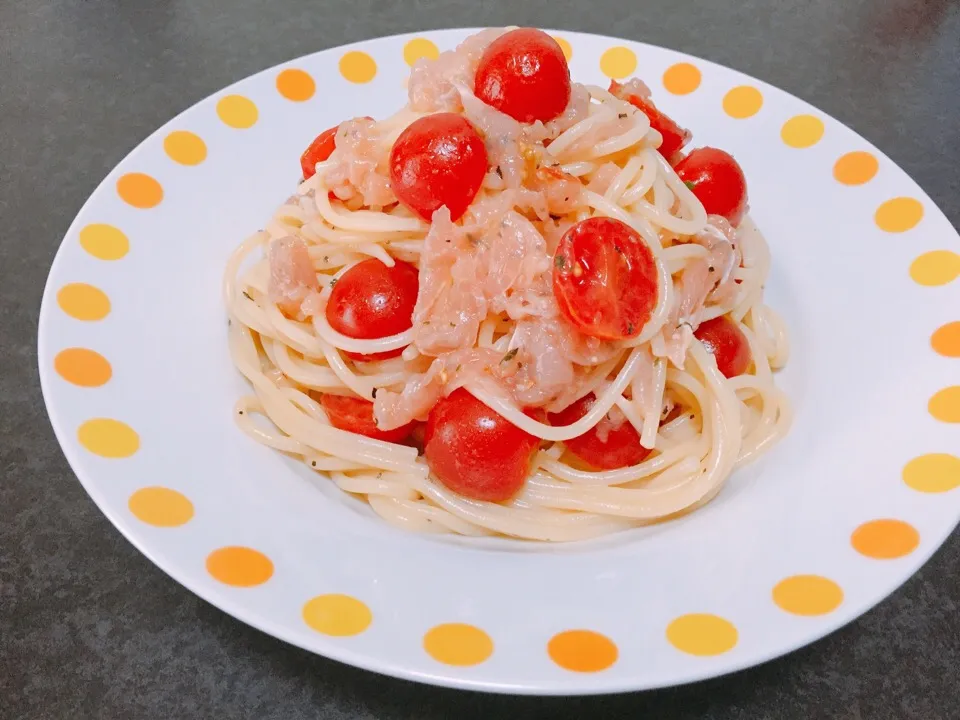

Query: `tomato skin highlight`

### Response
(325, 258, 419, 362)
(319, 393, 415, 443)
(474, 28, 572, 124)
(548, 393, 652, 470)
(300, 126, 338, 180)
(694, 315, 752, 378)
(552, 217, 659, 341)
(675, 147, 748, 226)
(389, 113, 488, 221)
(424, 388, 541, 502)
(608, 80, 690, 158)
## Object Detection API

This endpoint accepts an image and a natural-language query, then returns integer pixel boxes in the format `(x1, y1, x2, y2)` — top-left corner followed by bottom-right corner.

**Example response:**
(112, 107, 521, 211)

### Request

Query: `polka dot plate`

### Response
(38, 29, 960, 694)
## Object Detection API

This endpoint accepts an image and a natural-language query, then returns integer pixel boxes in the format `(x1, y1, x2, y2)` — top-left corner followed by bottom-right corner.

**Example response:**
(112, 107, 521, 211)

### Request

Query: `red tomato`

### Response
(300, 126, 338, 180)
(389, 113, 487, 221)
(549, 393, 652, 470)
(675, 147, 748, 226)
(326, 258, 419, 362)
(552, 217, 659, 341)
(608, 80, 690, 158)
(474, 28, 571, 124)
(694, 315, 752, 378)
(319, 393, 415, 444)
(424, 388, 541, 502)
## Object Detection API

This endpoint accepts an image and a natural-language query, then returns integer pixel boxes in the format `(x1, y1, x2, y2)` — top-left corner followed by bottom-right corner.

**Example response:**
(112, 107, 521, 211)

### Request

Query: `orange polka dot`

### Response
(875, 197, 923, 233)
(424, 623, 493, 666)
(553, 36, 573, 62)
(928, 386, 960, 423)
(547, 630, 618, 672)
(163, 131, 207, 165)
(666, 614, 738, 656)
(78, 418, 139, 458)
(781, 115, 824, 148)
(722, 86, 763, 119)
(217, 95, 259, 129)
(833, 151, 879, 185)
(79, 224, 128, 260)
(910, 251, 960, 287)
(54, 348, 112, 387)
(302, 594, 372, 636)
(206, 546, 274, 587)
(128, 487, 194, 527)
(772, 575, 843, 616)
(903, 453, 960, 493)
(851, 519, 919, 559)
(276, 69, 316, 102)
(931, 322, 960, 357)
(339, 51, 377, 83)
(403, 38, 440, 66)
(600, 47, 637, 79)
(56, 283, 110, 321)
(662, 62, 701, 95)
(116, 173, 163, 209)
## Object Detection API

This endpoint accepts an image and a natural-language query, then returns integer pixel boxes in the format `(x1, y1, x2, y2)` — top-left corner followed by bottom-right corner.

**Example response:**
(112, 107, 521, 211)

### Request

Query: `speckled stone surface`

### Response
(3, 0, 959, 717)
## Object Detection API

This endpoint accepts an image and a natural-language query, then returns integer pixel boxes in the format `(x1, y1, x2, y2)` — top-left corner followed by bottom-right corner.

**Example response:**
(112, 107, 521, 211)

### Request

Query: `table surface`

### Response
(4, 0, 960, 717)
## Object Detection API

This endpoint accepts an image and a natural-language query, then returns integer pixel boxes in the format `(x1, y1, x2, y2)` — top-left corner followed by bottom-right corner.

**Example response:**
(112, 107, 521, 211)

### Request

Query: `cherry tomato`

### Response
(300, 126, 338, 180)
(608, 80, 690, 158)
(675, 147, 748, 226)
(474, 28, 571, 124)
(389, 113, 487, 221)
(319, 393, 415, 444)
(326, 258, 419, 362)
(552, 217, 659, 341)
(548, 393, 652, 470)
(424, 388, 541, 502)
(694, 315, 752, 378)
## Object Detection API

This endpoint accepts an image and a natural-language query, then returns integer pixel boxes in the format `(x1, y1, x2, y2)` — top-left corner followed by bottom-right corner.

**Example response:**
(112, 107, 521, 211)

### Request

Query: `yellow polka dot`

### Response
(781, 114, 825, 148)
(128, 487, 194, 527)
(54, 348, 112, 387)
(722, 86, 763, 119)
(77, 418, 139, 458)
(339, 51, 377, 84)
(875, 197, 924, 233)
(403, 38, 439, 66)
(833, 151, 879, 185)
(772, 575, 843, 616)
(666, 614, 738, 656)
(600, 46, 637, 79)
(302, 594, 372, 636)
(423, 623, 493, 666)
(851, 519, 919, 559)
(206, 547, 274, 587)
(276, 68, 316, 102)
(662, 62, 701, 95)
(216, 95, 259, 129)
(903, 454, 960, 493)
(116, 173, 163, 209)
(928, 386, 960, 423)
(79, 224, 128, 261)
(547, 630, 618, 672)
(163, 131, 207, 166)
(931, 322, 960, 357)
(56, 283, 111, 321)
(910, 250, 960, 287)
(553, 36, 573, 62)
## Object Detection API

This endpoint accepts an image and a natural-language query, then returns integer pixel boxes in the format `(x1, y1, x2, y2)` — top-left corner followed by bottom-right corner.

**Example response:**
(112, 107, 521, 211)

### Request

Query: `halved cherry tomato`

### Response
(694, 315, 752, 378)
(609, 80, 690, 158)
(318, 393, 415, 443)
(300, 126, 338, 180)
(549, 393, 652, 470)
(326, 258, 419, 362)
(552, 217, 659, 341)
(389, 113, 488, 221)
(424, 388, 540, 502)
(475, 28, 571, 124)
(675, 147, 748, 226)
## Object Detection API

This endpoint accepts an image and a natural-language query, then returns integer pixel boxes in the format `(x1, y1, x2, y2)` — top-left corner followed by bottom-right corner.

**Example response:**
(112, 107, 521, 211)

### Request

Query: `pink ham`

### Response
(268, 237, 317, 317)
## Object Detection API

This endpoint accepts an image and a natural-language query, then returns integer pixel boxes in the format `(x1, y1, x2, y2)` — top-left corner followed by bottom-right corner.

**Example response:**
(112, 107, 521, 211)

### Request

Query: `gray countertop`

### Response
(3, 1, 960, 717)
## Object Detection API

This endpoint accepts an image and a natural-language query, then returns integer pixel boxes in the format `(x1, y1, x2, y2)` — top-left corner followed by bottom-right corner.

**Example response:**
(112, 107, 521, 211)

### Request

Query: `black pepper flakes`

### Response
(501, 348, 519, 363)
(371, 388, 378, 399)
(242, 291, 253, 301)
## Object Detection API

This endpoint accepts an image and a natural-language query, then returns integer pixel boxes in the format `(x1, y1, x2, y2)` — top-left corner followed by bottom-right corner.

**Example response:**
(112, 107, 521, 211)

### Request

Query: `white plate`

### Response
(38, 29, 960, 694)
